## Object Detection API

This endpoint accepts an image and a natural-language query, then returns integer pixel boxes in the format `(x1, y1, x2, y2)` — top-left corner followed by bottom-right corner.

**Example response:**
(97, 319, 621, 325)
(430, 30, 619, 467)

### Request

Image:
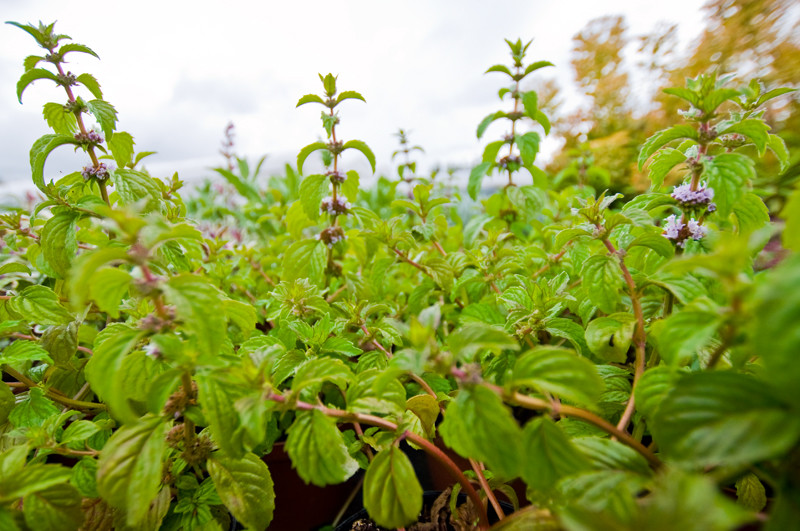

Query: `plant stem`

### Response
(3, 366, 106, 411)
(469, 458, 505, 519)
(181, 371, 196, 449)
(602, 238, 646, 434)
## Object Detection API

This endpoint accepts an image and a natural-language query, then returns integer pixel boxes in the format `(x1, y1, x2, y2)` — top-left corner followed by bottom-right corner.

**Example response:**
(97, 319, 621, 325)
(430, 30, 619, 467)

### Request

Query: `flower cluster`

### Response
(81, 162, 111, 181)
(663, 214, 707, 248)
(318, 225, 346, 247)
(320, 196, 350, 216)
(326, 170, 346, 184)
(671, 183, 714, 207)
(74, 130, 104, 145)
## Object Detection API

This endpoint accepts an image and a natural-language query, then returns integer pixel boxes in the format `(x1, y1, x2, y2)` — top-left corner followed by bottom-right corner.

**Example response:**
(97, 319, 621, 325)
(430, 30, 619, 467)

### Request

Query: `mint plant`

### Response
(2, 19, 799, 531)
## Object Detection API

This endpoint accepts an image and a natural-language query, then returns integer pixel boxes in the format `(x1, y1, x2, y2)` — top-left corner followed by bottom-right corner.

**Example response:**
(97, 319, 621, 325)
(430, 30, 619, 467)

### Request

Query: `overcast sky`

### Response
(0, 0, 706, 196)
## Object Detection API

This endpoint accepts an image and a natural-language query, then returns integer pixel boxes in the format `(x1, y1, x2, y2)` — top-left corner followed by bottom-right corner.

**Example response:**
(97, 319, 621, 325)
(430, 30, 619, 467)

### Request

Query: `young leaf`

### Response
(336, 90, 366, 105)
(16, 68, 59, 103)
(296, 142, 328, 174)
(110, 169, 162, 210)
(107, 131, 134, 168)
(30, 133, 80, 191)
(59, 43, 99, 59)
(75, 73, 102, 100)
(298, 173, 328, 219)
(477, 111, 505, 139)
(40, 210, 79, 278)
(341, 170, 360, 202)
(42, 102, 77, 135)
(208, 452, 275, 531)
(534, 110, 551, 135)
(343, 140, 376, 173)
(84, 99, 117, 140)
(638, 125, 698, 170)
(162, 274, 226, 356)
(646, 148, 686, 189)
(96, 415, 168, 526)
(447, 323, 519, 362)
(485, 64, 512, 76)
(285, 410, 359, 486)
(522, 91, 538, 119)
(468, 161, 492, 201)
(523, 60, 554, 77)
(363, 446, 423, 529)
(296, 94, 325, 107)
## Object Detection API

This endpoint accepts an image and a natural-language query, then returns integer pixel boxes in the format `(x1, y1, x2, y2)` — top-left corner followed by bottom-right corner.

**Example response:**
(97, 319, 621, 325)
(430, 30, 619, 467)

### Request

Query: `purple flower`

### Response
(81, 162, 112, 181)
(663, 214, 683, 240)
(320, 196, 350, 215)
(663, 214, 707, 248)
(671, 183, 714, 207)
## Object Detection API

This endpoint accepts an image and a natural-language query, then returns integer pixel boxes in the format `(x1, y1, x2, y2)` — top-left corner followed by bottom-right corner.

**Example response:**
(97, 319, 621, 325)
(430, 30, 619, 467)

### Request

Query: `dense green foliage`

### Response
(1, 21, 800, 531)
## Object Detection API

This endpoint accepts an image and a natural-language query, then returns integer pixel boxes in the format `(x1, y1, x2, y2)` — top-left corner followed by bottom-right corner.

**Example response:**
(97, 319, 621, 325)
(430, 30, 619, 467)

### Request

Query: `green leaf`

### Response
(163, 274, 226, 355)
(208, 452, 275, 531)
(735, 473, 766, 512)
(521, 417, 591, 492)
(30, 133, 80, 191)
(447, 323, 519, 362)
(363, 446, 423, 529)
(22, 482, 83, 531)
(468, 161, 492, 200)
(297, 142, 328, 174)
(341, 170, 360, 202)
(196, 372, 247, 458)
(110, 169, 162, 210)
(281, 239, 327, 287)
(1, 340, 53, 365)
(59, 43, 100, 59)
(61, 420, 100, 445)
(296, 94, 325, 107)
(477, 111, 505, 139)
(8, 388, 60, 428)
(511, 347, 603, 408)
(638, 125, 698, 170)
(719, 119, 770, 156)
(0, 383, 13, 425)
(71, 458, 98, 498)
(628, 233, 674, 259)
(84, 99, 117, 140)
(107, 131, 134, 168)
(336, 90, 366, 105)
(292, 357, 353, 394)
(663, 87, 700, 107)
(10, 285, 73, 325)
(782, 187, 800, 252)
(653, 371, 800, 467)
(544, 318, 590, 357)
(343, 140, 376, 173)
(581, 255, 623, 314)
(96, 415, 168, 526)
(485, 64, 512, 76)
(75, 73, 102, 100)
(482, 140, 505, 164)
(88, 268, 131, 319)
(16, 68, 59, 103)
(646, 148, 686, 189)
(516, 132, 540, 168)
(285, 200, 312, 239)
(440, 385, 523, 478)
(534, 110, 551, 135)
(732, 193, 769, 234)
(42, 102, 77, 135)
(767, 134, 789, 172)
(584, 313, 636, 363)
(23, 54, 45, 71)
(285, 410, 359, 486)
(0, 262, 31, 275)
(651, 308, 720, 366)
(212, 167, 260, 202)
(346, 369, 406, 417)
(299, 174, 328, 220)
(85, 324, 144, 423)
(647, 272, 706, 304)
(573, 437, 652, 477)
(40, 211, 79, 278)
(523, 60, 554, 77)
(522, 91, 538, 119)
